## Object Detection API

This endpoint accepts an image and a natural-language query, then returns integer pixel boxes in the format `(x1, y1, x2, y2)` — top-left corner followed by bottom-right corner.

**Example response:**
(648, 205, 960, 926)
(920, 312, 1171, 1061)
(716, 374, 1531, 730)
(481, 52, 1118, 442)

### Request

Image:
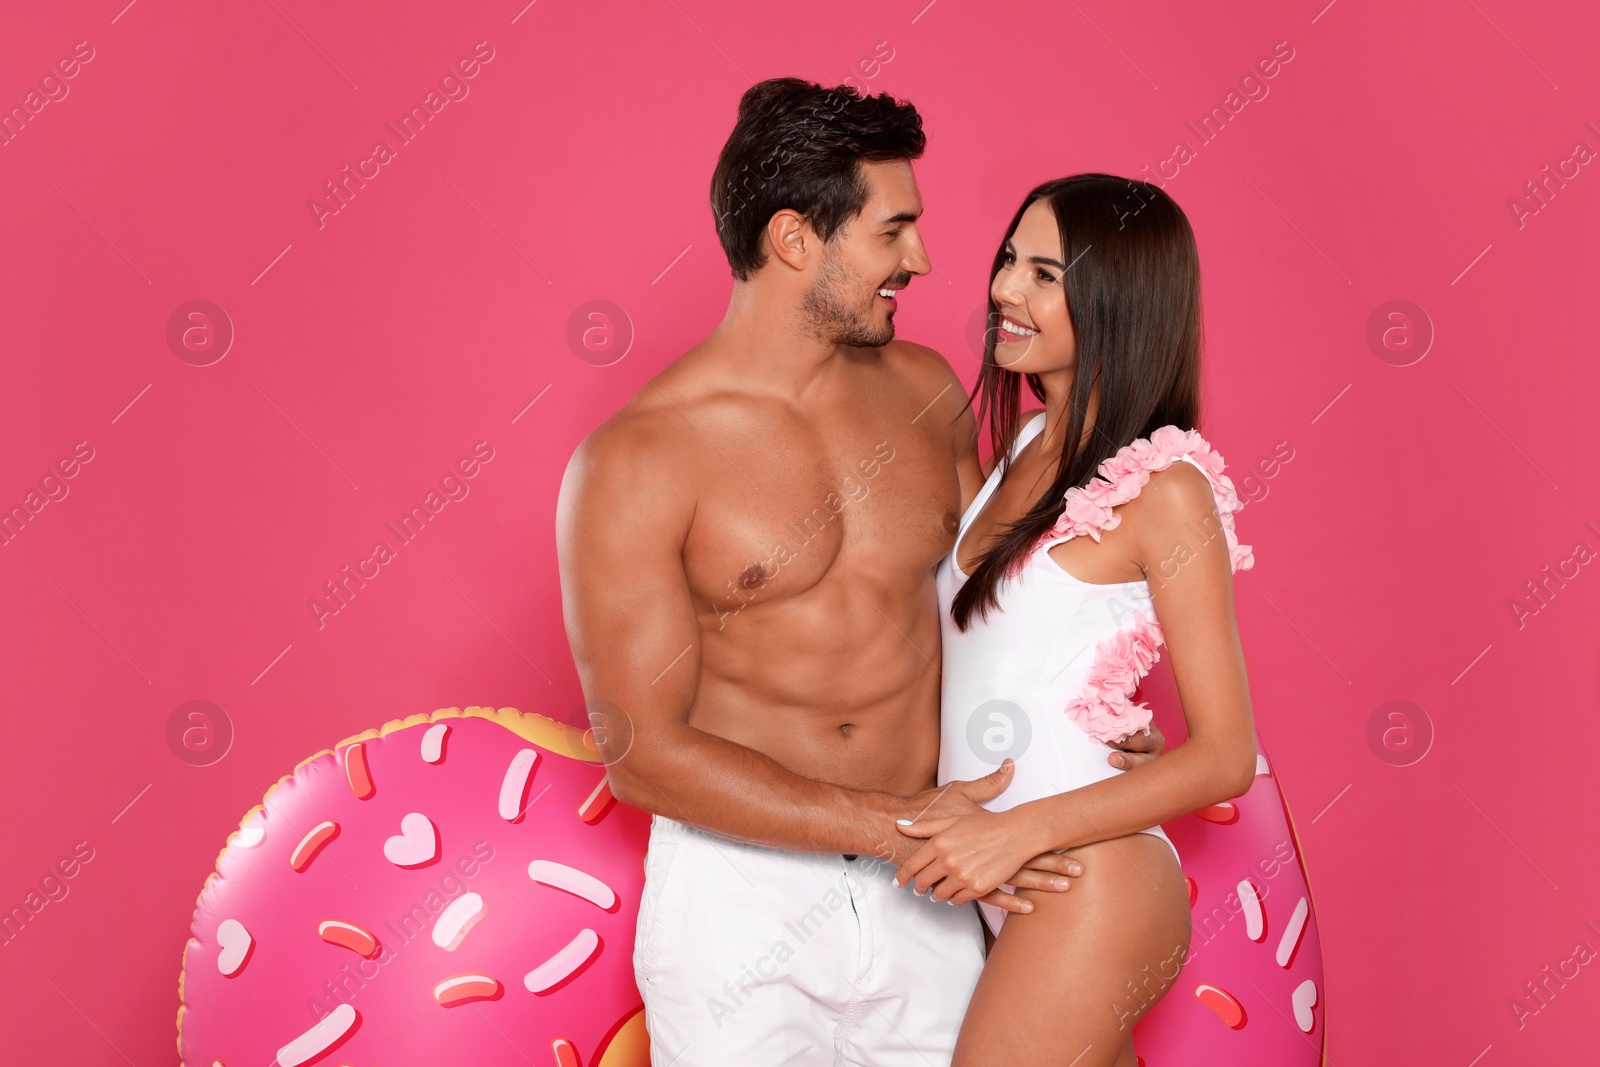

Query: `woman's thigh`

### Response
(952, 833, 1191, 1067)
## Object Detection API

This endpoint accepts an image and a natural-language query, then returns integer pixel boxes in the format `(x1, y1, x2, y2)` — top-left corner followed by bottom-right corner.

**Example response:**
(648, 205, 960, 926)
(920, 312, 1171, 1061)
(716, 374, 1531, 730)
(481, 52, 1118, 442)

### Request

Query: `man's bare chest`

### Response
(681, 428, 962, 616)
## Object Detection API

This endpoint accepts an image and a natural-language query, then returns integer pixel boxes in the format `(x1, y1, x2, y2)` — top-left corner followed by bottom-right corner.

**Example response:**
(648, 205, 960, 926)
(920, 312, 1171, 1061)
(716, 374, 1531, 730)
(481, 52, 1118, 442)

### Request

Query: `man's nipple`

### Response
(739, 562, 770, 590)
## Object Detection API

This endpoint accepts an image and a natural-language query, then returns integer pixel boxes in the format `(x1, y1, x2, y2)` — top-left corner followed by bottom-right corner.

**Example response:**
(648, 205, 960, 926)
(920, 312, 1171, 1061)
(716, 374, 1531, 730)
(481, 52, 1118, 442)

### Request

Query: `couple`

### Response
(556, 77, 1258, 1067)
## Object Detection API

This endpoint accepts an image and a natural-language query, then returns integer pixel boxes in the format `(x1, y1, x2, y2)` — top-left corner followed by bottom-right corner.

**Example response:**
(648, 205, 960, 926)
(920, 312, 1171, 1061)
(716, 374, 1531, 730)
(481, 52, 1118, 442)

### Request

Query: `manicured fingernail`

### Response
(1112, 754, 1125, 767)
(1053, 878, 1067, 890)
(1068, 863, 1083, 876)
(896, 819, 914, 825)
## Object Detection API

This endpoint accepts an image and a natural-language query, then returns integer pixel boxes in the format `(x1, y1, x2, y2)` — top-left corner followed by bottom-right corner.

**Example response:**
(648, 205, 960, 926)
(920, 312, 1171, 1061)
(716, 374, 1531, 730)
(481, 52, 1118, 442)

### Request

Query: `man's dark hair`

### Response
(710, 77, 925, 281)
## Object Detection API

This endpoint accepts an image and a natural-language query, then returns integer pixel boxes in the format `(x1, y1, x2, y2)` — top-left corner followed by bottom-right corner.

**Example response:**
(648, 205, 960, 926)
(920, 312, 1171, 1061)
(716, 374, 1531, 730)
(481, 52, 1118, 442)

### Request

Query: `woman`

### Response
(893, 174, 1260, 1066)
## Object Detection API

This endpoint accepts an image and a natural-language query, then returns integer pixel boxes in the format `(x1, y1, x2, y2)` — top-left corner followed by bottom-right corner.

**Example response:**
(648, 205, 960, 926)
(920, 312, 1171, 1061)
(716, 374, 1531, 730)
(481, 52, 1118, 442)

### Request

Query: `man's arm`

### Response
(556, 417, 1004, 858)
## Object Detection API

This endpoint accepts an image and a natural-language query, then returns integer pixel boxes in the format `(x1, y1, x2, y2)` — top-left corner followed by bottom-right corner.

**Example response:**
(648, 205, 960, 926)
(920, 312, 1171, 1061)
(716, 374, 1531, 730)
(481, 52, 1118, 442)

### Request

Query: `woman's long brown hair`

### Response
(951, 173, 1204, 630)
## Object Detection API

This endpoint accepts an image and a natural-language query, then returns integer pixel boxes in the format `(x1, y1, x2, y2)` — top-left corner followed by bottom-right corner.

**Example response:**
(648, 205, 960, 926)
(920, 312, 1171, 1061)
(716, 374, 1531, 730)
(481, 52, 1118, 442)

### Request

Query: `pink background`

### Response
(2, 0, 1596, 1062)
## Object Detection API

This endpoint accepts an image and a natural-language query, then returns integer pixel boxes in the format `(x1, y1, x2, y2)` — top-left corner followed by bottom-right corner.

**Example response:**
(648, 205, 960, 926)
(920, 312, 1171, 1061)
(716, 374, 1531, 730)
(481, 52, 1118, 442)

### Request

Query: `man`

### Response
(556, 77, 1161, 1066)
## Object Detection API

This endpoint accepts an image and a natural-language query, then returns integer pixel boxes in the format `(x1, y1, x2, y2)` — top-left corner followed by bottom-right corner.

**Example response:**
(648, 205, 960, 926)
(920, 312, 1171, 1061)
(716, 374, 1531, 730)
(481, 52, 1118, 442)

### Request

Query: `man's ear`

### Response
(766, 209, 813, 271)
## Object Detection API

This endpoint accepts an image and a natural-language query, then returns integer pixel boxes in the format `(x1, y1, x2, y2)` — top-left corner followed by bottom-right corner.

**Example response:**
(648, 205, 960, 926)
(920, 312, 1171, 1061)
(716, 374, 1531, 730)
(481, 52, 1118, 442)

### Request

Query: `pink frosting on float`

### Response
(1037, 425, 1256, 743)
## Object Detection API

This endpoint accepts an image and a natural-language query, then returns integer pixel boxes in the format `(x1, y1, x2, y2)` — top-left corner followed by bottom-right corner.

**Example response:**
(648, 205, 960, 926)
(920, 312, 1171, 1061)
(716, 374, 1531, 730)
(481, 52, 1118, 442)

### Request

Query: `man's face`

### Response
(799, 159, 931, 348)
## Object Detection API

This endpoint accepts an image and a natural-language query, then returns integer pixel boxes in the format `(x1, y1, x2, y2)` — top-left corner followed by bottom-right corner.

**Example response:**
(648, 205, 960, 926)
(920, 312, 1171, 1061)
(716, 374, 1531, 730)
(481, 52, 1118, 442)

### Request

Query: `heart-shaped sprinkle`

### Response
(1292, 978, 1318, 1032)
(383, 812, 438, 868)
(216, 918, 252, 977)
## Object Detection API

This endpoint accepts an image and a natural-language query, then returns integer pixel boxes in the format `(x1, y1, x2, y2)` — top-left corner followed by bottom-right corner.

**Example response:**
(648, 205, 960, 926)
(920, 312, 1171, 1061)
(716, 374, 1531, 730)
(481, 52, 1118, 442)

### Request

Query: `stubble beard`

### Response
(801, 248, 894, 349)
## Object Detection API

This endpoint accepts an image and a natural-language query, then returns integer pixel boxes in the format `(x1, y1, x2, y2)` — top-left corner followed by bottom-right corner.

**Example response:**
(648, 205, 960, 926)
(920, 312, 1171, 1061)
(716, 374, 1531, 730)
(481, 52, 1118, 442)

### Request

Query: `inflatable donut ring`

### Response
(177, 706, 652, 1067)
(1129, 667, 1328, 1064)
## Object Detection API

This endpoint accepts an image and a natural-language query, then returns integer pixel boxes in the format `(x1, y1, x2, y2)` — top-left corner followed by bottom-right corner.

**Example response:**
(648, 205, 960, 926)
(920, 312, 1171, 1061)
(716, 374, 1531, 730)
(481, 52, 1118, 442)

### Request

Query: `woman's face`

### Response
(988, 198, 1076, 375)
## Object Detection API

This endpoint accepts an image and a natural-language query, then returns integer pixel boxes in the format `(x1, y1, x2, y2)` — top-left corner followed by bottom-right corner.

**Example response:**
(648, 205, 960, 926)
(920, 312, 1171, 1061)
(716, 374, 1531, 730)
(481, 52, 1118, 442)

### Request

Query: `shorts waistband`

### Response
(652, 814, 868, 866)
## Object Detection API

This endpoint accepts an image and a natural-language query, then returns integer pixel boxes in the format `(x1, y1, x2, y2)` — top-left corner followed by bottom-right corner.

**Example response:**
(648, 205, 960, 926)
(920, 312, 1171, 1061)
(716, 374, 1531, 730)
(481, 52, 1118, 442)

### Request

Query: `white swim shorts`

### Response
(633, 813, 986, 1066)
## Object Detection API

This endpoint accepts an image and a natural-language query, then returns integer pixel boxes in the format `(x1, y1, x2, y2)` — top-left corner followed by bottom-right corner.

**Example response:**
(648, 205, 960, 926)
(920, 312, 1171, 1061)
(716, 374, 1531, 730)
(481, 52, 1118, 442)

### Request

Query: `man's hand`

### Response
(1006, 849, 1084, 896)
(1109, 722, 1166, 770)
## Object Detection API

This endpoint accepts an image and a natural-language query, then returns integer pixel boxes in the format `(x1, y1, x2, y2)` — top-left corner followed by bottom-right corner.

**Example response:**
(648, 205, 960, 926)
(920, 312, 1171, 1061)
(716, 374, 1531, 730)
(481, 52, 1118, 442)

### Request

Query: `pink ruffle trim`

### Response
(1064, 609, 1165, 744)
(1042, 425, 1256, 744)
(1021, 424, 1255, 577)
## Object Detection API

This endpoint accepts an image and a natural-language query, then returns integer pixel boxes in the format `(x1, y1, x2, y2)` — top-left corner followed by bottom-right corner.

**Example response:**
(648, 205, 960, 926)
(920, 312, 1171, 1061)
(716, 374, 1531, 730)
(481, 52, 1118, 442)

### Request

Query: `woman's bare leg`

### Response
(952, 834, 1191, 1067)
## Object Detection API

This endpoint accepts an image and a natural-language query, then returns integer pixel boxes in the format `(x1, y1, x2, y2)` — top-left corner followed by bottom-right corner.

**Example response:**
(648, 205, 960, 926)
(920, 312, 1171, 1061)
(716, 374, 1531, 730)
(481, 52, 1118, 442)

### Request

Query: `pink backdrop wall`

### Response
(3, 0, 1596, 1061)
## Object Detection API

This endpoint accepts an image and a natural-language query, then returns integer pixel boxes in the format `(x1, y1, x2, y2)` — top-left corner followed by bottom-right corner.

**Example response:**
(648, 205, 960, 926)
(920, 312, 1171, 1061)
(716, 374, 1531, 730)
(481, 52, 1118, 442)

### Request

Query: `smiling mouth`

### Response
(996, 314, 1038, 341)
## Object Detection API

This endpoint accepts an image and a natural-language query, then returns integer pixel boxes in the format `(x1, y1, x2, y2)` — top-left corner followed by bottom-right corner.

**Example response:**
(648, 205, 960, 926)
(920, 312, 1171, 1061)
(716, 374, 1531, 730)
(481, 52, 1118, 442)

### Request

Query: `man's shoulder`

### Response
(881, 337, 962, 388)
(556, 383, 700, 574)
(564, 382, 696, 502)
(879, 338, 971, 419)
(874, 340, 977, 461)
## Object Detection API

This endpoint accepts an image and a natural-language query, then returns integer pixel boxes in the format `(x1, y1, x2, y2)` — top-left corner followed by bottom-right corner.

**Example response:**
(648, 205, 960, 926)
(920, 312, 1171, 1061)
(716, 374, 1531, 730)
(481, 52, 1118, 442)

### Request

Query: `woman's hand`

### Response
(1110, 722, 1165, 769)
(893, 807, 1054, 906)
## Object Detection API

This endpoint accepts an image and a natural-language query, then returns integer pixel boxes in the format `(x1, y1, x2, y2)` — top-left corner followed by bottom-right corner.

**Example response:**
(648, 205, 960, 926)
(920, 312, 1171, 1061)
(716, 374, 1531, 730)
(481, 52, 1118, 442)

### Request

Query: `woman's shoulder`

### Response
(1056, 425, 1255, 573)
(1005, 408, 1048, 451)
(1125, 455, 1223, 538)
(1136, 451, 1215, 501)
(983, 408, 1046, 476)
(1095, 425, 1236, 507)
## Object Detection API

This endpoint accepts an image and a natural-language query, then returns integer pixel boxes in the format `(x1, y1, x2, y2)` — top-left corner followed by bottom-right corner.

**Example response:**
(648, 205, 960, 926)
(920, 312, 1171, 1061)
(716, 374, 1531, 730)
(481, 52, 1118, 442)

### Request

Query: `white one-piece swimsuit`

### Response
(936, 411, 1255, 936)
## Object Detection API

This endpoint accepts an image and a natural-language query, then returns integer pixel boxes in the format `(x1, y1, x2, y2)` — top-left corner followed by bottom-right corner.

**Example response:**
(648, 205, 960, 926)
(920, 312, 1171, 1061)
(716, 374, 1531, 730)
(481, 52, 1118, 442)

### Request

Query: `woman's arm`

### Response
(895, 460, 1258, 902)
(1017, 456, 1258, 844)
